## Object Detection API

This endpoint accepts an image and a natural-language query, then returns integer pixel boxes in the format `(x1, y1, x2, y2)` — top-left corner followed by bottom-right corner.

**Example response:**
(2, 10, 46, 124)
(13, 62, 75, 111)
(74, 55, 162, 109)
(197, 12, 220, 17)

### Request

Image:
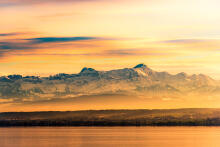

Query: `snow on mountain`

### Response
(0, 64, 218, 103)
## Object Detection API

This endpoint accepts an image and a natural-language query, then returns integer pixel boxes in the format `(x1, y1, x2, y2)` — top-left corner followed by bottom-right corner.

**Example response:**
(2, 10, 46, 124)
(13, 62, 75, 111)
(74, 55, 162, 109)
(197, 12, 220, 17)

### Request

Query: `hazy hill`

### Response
(1, 109, 220, 126)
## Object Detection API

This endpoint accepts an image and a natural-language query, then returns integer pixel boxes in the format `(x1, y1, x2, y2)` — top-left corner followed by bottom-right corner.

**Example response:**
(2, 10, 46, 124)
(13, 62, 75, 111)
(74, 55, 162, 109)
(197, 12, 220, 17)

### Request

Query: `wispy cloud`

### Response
(0, 0, 101, 7)
(101, 49, 171, 57)
(27, 37, 98, 43)
(11, 49, 171, 57)
(0, 3, 16, 7)
(0, 35, 169, 58)
(0, 41, 38, 57)
(0, 33, 23, 37)
(0, 36, 107, 57)
(0, 36, 100, 49)
(0, 42, 35, 50)
(37, 12, 80, 20)
(161, 39, 209, 44)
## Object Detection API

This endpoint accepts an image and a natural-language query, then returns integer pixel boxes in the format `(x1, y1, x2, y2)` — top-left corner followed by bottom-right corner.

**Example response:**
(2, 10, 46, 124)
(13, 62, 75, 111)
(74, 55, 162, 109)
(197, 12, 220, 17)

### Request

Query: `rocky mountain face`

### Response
(0, 64, 219, 103)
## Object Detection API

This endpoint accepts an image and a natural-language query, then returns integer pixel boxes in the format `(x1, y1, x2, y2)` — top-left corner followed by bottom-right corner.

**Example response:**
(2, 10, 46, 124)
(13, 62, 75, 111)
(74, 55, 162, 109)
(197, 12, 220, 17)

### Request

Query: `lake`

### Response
(0, 127, 220, 147)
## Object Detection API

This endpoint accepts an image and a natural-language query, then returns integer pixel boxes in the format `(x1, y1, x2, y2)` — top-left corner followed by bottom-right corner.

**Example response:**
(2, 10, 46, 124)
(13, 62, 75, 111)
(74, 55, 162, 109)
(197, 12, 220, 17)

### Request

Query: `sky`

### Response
(1, 0, 220, 79)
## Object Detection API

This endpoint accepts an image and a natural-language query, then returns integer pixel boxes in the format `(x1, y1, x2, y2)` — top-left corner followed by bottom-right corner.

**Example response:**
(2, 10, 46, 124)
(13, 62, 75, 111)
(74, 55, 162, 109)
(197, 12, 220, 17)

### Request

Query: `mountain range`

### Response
(1, 64, 220, 110)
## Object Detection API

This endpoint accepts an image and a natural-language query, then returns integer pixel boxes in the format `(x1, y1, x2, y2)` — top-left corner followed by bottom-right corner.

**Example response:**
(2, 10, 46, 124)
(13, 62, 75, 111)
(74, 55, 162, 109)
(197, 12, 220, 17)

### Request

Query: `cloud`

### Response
(0, 0, 101, 7)
(101, 49, 171, 57)
(0, 41, 37, 57)
(104, 49, 138, 56)
(0, 42, 35, 50)
(27, 37, 98, 43)
(37, 12, 80, 20)
(0, 36, 106, 57)
(161, 39, 208, 44)
(0, 33, 23, 37)
(0, 98, 14, 104)
(0, 36, 166, 58)
(0, 36, 100, 50)
(11, 49, 171, 57)
(0, 3, 15, 7)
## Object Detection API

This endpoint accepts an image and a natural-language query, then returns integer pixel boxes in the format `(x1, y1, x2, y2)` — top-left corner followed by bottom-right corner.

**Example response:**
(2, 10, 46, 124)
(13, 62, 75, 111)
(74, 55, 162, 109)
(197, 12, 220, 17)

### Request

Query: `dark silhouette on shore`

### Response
(1, 108, 220, 126)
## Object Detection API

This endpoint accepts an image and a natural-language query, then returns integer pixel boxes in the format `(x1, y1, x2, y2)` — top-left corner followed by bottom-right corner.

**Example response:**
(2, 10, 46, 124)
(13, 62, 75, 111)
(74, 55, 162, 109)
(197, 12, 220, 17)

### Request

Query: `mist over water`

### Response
(1, 127, 220, 147)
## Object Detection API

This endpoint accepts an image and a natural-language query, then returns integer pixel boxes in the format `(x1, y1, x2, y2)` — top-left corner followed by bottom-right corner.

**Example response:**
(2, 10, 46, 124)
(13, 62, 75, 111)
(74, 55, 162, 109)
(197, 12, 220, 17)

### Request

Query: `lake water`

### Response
(0, 127, 220, 147)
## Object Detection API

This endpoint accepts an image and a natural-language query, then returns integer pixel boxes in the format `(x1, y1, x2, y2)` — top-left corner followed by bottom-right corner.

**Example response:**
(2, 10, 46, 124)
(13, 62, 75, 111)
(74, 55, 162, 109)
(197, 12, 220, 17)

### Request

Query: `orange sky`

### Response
(1, 0, 220, 79)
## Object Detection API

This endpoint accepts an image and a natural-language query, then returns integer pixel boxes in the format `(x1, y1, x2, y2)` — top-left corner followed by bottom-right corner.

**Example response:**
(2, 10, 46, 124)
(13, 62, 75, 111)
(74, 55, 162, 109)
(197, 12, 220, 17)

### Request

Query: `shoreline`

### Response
(1, 108, 220, 126)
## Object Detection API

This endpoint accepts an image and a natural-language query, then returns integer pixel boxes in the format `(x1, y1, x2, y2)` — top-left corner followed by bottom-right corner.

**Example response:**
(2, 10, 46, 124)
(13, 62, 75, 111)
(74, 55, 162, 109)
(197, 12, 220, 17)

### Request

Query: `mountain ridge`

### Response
(0, 63, 219, 106)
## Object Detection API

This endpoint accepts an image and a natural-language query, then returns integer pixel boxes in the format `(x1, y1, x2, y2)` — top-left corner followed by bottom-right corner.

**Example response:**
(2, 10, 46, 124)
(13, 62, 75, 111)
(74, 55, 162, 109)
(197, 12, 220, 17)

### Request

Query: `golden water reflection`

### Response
(0, 127, 219, 147)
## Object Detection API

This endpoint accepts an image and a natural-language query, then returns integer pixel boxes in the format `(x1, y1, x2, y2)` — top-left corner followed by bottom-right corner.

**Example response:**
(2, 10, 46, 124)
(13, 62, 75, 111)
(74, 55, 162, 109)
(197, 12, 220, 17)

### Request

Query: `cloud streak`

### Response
(11, 49, 171, 57)
(27, 37, 98, 43)
(0, 41, 38, 57)
(0, 36, 107, 57)
(0, 0, 102, 7)
(161, 39, 209, 44)
(0, 42, 36, 50)
(0, 36, 100, 50)
(0, 33, 23, 37)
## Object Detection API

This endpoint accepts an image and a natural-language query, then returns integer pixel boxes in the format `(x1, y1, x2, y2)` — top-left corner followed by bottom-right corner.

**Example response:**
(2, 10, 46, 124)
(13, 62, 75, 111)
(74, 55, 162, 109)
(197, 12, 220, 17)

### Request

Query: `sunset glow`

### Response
(0, 0, 220, 79)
